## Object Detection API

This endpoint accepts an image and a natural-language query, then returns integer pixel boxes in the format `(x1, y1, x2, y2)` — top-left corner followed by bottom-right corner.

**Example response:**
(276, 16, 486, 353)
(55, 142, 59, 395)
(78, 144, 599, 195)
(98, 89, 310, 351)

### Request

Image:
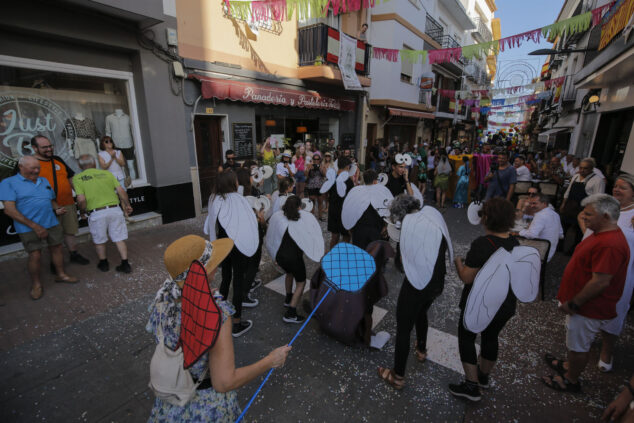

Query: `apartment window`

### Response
(298, 7, 340, 29)
(401, 44, 413, 83)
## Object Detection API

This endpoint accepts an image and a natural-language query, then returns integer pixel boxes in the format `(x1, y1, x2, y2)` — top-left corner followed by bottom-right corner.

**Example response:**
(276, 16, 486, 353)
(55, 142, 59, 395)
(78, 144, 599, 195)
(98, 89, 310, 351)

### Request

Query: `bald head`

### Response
(18, 155, 41, 182)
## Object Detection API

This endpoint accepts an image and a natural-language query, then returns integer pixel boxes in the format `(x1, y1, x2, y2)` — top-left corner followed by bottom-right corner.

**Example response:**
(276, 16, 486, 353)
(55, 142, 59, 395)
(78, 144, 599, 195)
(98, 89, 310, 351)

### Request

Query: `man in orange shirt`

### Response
(31, 135, 90, 266)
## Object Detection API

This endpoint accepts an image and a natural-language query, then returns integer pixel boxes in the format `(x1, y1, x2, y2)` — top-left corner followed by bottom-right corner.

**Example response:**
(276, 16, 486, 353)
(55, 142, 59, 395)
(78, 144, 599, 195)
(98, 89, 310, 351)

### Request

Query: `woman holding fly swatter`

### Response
(147, 235, 290, 422)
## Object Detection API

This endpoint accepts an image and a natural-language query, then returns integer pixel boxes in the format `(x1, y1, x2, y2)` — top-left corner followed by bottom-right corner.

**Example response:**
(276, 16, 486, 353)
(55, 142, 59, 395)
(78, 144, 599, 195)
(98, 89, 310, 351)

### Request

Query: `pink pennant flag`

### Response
(373, 47, 400, 62)
(439, 89, 456, 98)
(591, 1, 615, 26)
(428, 48, 462, 64)
(498, 28, 542, 52)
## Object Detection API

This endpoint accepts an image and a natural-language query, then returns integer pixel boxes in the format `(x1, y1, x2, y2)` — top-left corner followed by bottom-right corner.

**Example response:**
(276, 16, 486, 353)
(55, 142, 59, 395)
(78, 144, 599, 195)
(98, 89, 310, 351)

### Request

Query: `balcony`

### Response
(440, 34, 462, 49)
(472, 17, 493, 43)
(425, 13, 444, 45)
(298, 23, 371, 86)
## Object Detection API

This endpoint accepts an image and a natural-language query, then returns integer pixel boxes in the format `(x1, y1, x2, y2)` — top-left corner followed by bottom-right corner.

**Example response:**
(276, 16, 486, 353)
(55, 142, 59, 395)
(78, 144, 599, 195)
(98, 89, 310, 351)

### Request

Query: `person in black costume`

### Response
(327, 156, 354, 250)
(350, 169, 387, 250)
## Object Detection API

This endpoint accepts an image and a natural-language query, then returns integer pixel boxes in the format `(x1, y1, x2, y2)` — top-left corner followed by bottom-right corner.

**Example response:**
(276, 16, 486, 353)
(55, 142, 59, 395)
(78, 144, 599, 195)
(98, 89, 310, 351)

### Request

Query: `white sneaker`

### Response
(242, 295, 259, 308)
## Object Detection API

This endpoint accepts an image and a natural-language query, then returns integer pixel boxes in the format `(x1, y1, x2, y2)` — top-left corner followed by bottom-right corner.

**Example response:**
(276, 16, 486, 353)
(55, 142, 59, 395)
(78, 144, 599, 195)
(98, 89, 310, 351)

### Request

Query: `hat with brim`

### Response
(164, 235, 233, 286)
(282, 149, 292, 158)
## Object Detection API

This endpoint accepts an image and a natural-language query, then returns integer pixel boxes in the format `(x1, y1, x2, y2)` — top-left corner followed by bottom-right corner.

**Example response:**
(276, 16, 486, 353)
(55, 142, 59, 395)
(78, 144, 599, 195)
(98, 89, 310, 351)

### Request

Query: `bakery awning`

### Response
(388, 107, 435, 120)
(189, 74, 356, 111)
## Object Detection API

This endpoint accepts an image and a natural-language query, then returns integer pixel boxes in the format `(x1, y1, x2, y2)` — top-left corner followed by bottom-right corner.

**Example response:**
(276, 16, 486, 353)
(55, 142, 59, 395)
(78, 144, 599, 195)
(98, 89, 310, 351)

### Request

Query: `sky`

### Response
(493, 0, 565, 88)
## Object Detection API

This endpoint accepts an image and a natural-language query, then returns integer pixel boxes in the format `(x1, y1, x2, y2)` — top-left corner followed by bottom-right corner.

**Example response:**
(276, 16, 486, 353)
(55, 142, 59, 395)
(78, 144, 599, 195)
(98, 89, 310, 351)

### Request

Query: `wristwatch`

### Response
(568, 301, 580, 312)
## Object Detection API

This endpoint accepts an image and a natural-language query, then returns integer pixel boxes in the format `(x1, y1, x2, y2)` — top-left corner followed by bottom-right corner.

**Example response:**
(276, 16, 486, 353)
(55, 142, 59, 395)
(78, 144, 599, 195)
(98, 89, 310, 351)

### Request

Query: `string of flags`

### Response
(224, 0, 390, 22)
(370, 2, 614, 67)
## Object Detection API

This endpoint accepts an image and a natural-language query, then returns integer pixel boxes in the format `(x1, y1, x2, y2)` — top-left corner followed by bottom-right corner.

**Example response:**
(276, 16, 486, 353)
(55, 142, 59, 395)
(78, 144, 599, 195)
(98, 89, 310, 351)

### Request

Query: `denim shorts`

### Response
(295, 170, 306, 182)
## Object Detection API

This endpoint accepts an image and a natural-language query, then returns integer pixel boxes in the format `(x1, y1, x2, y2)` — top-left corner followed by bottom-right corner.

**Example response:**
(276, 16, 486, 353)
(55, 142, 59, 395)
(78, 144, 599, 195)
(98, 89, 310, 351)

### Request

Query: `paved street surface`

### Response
(1, 207, 633, 422)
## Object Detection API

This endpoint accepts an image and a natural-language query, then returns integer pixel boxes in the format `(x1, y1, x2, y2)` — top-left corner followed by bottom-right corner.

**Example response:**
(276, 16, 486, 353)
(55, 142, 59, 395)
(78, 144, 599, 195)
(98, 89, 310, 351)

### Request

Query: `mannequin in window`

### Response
(62, 112, 99, 164)
(105, 109, 136, 180)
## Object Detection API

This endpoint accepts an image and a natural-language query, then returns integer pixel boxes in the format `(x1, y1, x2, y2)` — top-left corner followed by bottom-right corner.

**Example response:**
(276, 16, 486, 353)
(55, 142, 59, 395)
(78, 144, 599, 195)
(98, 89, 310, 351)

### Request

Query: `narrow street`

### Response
(2, 207, 632, 422)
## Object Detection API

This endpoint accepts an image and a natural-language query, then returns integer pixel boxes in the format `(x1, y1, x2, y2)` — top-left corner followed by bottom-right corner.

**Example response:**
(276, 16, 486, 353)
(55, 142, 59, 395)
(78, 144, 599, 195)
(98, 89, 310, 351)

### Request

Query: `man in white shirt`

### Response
(514, 156, 532, 182)
(519, 193, 563, 262)
(562, 153, 575, 176)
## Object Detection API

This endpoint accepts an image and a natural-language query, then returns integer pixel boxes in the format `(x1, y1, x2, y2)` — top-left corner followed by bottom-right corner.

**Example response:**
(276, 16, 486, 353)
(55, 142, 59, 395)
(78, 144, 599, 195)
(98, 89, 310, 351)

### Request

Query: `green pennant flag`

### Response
(542, 11, 592, 39)
(461, 40, 499, 61)
(400, 49, 427, 64)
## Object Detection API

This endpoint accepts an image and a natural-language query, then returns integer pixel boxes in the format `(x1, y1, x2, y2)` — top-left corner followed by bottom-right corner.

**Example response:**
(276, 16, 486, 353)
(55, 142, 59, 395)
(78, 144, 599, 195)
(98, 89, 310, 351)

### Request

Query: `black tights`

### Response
(458, 305, 515, 365)
(219, 247, 249, 320)
(394, 278, 442, 377)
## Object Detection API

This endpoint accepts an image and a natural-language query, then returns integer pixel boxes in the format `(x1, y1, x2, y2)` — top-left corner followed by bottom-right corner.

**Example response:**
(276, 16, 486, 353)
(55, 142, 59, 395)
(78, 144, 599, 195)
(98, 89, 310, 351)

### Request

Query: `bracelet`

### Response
(626, 381, 634, 397)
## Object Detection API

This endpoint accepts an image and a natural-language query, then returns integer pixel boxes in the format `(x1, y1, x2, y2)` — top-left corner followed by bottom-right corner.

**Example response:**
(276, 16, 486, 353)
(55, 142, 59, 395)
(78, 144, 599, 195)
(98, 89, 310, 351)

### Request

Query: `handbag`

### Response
(148, 306, 206, 407)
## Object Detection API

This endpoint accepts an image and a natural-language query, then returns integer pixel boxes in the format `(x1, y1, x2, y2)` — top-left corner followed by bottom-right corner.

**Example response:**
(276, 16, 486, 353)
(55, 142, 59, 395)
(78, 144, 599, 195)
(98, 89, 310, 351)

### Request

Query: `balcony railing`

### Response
(440, 34, 461, 49)
(425, 13, 444, 45)
(298, 23, 371, 76)
(472, 17, 492, 43)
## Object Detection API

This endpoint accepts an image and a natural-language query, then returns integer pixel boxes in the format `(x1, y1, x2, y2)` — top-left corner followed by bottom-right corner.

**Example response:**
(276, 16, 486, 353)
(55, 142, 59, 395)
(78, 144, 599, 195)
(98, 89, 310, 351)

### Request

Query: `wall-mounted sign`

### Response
(232, 122, 254, 158)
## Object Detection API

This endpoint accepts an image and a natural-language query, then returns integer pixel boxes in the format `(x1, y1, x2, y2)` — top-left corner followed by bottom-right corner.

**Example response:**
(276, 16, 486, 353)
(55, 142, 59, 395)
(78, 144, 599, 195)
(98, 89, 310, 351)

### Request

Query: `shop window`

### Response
(0, 60, 144, 184)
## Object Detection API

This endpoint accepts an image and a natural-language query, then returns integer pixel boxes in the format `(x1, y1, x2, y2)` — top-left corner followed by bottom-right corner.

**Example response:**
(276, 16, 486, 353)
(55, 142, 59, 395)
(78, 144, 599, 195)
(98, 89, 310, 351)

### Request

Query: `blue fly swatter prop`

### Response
(236, 243, 376, 422)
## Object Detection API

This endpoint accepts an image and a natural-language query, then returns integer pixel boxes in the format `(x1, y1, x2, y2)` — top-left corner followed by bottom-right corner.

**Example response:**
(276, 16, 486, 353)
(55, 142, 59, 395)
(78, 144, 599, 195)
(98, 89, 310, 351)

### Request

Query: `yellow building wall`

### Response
(176, 0, 365, 78)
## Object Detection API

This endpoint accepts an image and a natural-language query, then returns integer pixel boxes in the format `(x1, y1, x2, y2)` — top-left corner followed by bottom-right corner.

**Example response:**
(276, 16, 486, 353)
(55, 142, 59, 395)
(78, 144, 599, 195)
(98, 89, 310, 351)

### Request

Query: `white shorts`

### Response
(88, 207, 128, 244)
(565, 314, 609, 353)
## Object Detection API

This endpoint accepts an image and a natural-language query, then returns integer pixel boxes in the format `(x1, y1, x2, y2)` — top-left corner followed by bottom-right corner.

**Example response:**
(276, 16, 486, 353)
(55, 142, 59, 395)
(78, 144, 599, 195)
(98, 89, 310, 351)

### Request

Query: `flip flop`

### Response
(55, 275, 79, 284)
(541, 374, 581, 393)
(30, 286, 43, 300)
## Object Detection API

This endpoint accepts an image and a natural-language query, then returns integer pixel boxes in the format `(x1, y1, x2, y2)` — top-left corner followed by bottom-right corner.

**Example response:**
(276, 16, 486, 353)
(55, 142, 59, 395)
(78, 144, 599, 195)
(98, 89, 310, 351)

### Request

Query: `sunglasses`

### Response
(104, 140, 113, 144)
(528, 192, 538, 196)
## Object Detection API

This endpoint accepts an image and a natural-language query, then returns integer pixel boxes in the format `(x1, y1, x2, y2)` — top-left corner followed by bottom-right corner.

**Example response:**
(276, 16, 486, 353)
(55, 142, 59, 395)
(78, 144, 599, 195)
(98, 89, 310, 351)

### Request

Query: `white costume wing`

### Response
(288, 210, 325, 262)
(270, 194, 288, 219)
(400, 209, 444, 290)
(370, 185, 394, 218)
(336, 171, 350, 198)
(320, 168, 337, 194)
(508, 246, 541, 302)
(264, 211, 289, 260)
(421, 206, 453, 262)
(463, 248, 512, 333)
(341, 186, 371, 230)
(213, 193, 259, 257)
(408, 183, 424, 206)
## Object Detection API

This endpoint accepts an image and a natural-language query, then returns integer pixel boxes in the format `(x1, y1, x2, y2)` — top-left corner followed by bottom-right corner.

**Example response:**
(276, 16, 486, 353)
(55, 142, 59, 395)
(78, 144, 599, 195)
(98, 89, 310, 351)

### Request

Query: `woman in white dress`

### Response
(97, 136, 127, 189)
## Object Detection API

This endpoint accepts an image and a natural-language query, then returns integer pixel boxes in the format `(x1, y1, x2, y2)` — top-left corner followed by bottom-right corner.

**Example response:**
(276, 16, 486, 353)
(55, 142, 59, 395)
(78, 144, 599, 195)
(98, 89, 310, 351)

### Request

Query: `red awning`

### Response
(388, 107, 435, 120)
(190, 74, 356, 111)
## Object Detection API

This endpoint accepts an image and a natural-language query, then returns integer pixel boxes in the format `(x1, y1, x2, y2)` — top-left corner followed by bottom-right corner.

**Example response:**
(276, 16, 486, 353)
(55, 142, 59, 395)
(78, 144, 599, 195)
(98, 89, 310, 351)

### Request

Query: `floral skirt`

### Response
(148, 389, 241, 423)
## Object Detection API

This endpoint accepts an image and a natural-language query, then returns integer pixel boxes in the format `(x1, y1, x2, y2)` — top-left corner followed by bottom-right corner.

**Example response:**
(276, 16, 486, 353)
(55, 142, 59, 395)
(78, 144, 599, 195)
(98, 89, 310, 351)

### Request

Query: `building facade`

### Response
(177, 1, 370, 207)
(0, 0, 192, 247)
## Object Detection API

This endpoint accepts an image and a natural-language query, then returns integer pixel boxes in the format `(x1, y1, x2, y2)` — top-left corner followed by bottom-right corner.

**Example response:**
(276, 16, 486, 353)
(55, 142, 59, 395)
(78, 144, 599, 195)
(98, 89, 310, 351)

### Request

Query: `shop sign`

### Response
(0, 92, 77, 181)
(194, 75, 356, 111)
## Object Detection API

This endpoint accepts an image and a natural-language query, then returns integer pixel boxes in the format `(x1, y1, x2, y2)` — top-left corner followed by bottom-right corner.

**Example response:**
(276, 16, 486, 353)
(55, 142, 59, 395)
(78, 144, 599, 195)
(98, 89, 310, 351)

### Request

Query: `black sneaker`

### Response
(249, 279, 262, 293)
(97, 259, 110, 272)
(284, 293, 293, 307)
(448, 381, 481, 402)
(283, 308, 306, 324)
(242, 294, 259, 308)
(232, 320, 253, 337)
(69, 252, 90, 265)
(115, 261, 132, 273)
(478, 368, 490, 389)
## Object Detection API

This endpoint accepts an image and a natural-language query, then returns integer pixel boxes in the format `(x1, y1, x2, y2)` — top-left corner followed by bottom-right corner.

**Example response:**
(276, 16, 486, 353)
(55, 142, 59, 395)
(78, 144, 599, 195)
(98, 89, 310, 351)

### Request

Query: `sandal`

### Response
(30, 285, 43, 300)
(414, 348, 427, 363)
(598, 359, 613, 373)
(544, 353, 567, 376)
(378, 367, 404, 390)
(541, 374, 581, 393)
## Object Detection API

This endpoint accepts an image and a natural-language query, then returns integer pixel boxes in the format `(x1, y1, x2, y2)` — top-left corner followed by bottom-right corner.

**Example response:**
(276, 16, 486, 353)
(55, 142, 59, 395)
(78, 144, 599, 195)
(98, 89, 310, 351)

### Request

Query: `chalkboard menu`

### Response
(232, 122, 254, 158)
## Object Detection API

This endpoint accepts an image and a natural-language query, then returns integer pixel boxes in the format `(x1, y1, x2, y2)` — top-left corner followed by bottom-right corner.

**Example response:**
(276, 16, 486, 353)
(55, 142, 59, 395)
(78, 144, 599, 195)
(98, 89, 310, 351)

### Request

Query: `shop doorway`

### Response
(194, 115, 224, 204)
(591, 108, 634, 182)
(365, 123, 377, 164)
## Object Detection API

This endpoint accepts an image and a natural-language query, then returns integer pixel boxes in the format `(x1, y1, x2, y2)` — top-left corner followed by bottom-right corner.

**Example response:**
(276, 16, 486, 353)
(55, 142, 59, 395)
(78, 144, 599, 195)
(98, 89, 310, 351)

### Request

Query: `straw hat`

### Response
(164, 235, 233, 285)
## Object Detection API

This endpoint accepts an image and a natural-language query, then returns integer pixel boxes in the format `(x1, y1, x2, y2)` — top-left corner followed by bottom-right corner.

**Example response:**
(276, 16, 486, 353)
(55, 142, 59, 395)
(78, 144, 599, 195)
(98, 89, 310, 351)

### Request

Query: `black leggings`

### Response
(458, 305, 515, 365)
(219, 247, 249, 319)
(244, 238, 263, 289)
(394, 278, 443, 377)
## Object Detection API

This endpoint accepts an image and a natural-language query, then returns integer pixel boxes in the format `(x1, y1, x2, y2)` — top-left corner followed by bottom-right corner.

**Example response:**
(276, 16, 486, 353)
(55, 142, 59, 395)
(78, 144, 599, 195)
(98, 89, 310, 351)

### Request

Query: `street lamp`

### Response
(528, 48, 597, 55)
